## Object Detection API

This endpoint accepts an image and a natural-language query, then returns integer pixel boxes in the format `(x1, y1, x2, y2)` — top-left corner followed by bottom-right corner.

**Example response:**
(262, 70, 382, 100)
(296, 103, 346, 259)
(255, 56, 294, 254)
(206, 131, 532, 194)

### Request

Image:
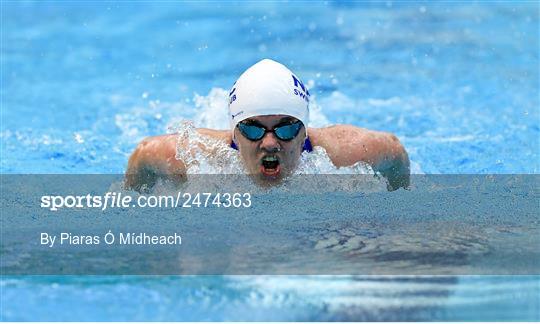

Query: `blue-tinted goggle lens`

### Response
(237, 121, 303, 141)
(237, 123, 266, 141)
(274, 122, 303, 140)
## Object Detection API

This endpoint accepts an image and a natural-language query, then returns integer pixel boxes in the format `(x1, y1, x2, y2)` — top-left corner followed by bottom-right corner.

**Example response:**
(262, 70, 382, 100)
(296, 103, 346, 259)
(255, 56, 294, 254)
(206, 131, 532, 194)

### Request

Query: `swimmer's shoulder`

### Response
(308, 125, 396, 166)
(125, 129, 232, 191)
(308, 125, 368, 150)
(196, 128, 232, 143)
(133, 129, 231, 161)
(128, 134, 179, 171)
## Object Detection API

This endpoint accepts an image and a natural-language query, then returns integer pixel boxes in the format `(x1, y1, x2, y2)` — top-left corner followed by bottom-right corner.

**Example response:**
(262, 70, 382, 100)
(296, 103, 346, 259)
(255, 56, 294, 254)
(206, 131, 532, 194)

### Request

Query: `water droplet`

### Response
(73, 133, 84, 144)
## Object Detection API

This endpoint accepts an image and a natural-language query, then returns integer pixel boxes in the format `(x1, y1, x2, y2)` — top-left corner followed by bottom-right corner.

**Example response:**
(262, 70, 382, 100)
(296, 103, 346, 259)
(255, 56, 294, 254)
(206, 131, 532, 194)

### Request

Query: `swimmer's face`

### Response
(234, 115, 306, 183)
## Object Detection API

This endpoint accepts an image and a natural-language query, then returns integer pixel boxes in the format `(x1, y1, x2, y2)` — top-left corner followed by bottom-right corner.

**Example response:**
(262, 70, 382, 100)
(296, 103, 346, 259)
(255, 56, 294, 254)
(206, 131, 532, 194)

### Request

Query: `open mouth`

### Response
(260, 155, 281, 177)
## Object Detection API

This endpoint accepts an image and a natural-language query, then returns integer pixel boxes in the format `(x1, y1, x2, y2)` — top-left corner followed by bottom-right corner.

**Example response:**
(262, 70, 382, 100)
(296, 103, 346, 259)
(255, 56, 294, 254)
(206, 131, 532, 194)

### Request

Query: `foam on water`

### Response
(157, 89, 390, 192)
(2, 2, 538, 320)
(171, 88, 384, 176)
(172, 120, 244, 175)
(105, 88, 390, 193)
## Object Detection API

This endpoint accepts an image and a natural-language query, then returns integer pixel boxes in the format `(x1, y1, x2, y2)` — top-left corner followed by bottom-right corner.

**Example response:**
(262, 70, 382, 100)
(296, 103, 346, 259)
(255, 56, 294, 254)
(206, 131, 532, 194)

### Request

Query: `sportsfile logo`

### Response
(292, 74, 310, 103)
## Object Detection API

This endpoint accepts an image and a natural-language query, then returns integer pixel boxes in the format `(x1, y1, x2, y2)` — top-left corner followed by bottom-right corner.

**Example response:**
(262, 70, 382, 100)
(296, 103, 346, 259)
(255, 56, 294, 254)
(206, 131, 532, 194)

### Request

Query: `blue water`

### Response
(1, 1, 539, 321)
(2, 1, 538, 174)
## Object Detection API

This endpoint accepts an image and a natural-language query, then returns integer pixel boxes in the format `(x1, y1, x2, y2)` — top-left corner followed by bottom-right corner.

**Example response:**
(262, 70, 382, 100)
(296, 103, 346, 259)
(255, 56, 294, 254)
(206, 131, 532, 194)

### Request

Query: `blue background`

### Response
(1, 1, 539, 321)
(1, 1, 538, 173)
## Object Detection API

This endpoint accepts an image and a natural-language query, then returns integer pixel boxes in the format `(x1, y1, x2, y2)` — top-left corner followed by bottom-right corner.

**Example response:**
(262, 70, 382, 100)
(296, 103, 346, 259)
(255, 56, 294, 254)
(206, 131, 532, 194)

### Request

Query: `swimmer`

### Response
(125, 59, 410, 191)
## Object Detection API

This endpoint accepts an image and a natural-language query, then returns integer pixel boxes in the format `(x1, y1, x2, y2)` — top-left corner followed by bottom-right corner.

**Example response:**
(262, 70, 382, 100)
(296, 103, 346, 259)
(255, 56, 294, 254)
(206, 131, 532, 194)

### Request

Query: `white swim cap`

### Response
(228, 59, 310, 133)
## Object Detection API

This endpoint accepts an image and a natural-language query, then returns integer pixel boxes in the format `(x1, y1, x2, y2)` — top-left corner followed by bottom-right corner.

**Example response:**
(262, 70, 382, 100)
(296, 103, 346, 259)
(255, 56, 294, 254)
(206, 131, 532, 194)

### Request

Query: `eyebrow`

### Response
(277, 117, 297, 123)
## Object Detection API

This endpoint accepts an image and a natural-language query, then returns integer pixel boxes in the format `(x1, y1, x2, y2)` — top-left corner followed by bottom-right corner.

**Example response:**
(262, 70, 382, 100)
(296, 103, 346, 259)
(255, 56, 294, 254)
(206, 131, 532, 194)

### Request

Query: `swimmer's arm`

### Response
(310, 125, 410, 190)
(125, 134, 186, 192)
(125, 130, 231, 192)
(364, 131, 410, 191)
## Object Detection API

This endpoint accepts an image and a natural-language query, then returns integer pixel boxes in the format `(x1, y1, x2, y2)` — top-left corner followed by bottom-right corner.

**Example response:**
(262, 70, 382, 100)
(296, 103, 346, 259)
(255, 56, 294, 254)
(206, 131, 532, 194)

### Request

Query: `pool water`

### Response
(2, 276, 539, 321)
(2, 1, 538, 174)
(1, 1, 539, 321)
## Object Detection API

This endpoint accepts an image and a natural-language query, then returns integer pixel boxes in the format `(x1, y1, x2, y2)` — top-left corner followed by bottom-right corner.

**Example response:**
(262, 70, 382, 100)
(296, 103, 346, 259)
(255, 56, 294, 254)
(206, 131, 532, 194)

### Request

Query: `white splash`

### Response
(171, 120, 244, 175)
(173, 88, 376, 177)
(162, 90, 389, 192)
(295, 146, 375, 175)
(192, 88, 230, 130)
(114, 88, 410, 189)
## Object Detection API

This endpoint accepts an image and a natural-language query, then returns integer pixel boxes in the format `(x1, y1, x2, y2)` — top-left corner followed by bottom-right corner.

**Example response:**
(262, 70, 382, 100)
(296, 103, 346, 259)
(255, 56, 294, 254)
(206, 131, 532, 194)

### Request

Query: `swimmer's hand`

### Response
(310, 126, 410, 191)
(125, 134, 187, 192)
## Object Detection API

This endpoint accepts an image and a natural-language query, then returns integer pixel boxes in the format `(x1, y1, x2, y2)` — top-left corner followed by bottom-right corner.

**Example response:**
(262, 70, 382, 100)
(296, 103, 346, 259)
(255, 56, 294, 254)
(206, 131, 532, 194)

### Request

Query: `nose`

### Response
(259, 131, 281, 152)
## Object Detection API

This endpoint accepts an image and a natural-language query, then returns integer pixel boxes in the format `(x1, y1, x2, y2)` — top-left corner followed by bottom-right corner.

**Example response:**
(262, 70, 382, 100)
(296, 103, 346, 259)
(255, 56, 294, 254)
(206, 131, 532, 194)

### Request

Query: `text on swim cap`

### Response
(231, 110, 243, 119)
(229, 87, 237, 105)
(292, 74, 310, 103)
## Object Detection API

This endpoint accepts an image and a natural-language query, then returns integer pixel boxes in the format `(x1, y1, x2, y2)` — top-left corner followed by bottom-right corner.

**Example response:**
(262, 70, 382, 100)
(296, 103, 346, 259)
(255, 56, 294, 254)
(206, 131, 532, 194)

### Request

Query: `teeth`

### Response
(262, 156, 278, 162)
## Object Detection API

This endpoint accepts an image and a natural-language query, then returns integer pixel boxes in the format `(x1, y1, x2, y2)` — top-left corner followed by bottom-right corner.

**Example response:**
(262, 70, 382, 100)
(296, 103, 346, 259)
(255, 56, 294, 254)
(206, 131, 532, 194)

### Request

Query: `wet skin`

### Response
(125, 115, 410, 191)
(233, 115, 306, 183)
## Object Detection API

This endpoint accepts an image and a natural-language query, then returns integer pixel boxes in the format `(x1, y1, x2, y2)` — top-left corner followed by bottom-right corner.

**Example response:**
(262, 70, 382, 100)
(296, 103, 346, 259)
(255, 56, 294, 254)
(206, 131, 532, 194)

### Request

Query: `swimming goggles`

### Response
(237, 120, 304, 141)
